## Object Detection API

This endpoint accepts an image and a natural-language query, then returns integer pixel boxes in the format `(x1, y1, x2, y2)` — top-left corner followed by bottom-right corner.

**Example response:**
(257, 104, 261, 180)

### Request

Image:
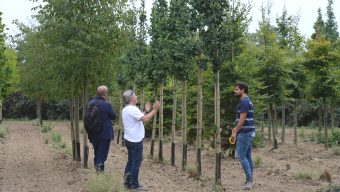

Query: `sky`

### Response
(1, 0, 340, 40)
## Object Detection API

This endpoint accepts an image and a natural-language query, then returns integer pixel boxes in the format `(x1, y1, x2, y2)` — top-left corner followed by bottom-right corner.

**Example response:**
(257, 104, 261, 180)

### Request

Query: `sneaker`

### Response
(129, 184, 148, 191)
(242, 181, 253, 190)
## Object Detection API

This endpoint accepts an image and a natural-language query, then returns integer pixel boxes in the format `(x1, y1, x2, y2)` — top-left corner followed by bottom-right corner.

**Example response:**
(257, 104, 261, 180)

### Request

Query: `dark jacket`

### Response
(89, 96, 116, 140)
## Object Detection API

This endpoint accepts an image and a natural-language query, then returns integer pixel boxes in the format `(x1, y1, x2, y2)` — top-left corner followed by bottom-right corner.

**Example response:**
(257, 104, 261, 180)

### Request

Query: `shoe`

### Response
(129, 184, 148, 191)
(95, 164, 104, 173)
(242, 181, 253, 190)
(124, 173, 131, 189)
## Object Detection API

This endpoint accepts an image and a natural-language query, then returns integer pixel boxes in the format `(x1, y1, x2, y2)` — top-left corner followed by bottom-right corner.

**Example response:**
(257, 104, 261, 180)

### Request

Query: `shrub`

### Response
(317, 184, 340, 192)
(298, 127, 305, 139)
(311, 131, 324, 144)
(85, 173, 125, 192)
(51, 132, 61, 143)
(40, 124, 52, 133)
(187, 165, 199, 179)
(329, 129, 340, 147)
(294, 169, 321, 180)
(253, 131, 265, 148)
(253, 155, 262, 168)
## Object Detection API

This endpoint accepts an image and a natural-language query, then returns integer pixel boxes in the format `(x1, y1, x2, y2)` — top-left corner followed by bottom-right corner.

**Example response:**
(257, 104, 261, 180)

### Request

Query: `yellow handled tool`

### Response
(229, 137, 235, 144)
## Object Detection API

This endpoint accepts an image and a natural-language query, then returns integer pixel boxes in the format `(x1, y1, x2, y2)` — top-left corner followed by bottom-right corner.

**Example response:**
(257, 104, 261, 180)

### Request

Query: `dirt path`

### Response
(1, 121, 340, 192)
(0, 122, 86, 192)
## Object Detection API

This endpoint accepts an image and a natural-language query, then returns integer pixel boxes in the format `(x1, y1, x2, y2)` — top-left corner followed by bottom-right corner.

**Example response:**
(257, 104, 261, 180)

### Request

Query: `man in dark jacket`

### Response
(88, 85, 116, 172)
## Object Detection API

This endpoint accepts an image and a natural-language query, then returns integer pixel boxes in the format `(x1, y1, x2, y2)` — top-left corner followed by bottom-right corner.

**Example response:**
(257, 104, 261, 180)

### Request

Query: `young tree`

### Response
(149, 0, 170, 162)
(168, 0, 193, 168)
(275, 7, 304, 144)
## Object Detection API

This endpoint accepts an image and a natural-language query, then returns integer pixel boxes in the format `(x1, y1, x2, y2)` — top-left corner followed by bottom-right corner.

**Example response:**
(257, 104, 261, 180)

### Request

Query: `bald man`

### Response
(88, 85, 116, 173)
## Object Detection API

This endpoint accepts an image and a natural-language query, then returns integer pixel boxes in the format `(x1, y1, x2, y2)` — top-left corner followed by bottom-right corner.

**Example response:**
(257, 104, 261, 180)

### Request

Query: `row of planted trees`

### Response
(1, 0, 339, 187)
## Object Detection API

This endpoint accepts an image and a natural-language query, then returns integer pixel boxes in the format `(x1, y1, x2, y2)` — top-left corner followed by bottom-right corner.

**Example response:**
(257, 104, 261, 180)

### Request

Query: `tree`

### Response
(149, 0, 170, 162)
(24, 0, 132, 166)
(256, 4, 289, 150)
(0, 12, 6, 123)
(193, 0, 230, 185)
(275, 7, 304, 144)
(324, 0, 339, 43)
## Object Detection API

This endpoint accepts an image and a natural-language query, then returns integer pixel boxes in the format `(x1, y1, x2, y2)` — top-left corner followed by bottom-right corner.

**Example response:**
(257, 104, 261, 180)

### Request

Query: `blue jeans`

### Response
(91, 139, 111, 168)
(124, 139, 143, 189)
(236, 131, 255, 182)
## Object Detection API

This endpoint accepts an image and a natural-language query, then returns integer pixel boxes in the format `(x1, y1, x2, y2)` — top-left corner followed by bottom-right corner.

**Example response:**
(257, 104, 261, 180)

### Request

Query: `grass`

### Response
(317, 184, 340, 192)
(187, 164, 199, 179)
(0, 125, 9, 138)
(85, 172, 126, 192)
(253, 155, 262, 168)
(293, 169, 321, 180)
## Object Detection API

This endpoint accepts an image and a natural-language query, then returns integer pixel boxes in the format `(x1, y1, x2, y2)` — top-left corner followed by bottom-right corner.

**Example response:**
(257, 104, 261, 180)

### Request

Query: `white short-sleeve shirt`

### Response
(122, 105, 145, 142)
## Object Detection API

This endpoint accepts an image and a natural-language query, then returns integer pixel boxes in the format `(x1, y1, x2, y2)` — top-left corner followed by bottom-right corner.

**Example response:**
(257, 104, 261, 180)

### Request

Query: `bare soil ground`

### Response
(1, 121, 340, 192)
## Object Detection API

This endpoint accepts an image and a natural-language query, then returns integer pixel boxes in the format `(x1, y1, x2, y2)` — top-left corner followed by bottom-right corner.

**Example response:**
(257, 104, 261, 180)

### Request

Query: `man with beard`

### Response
(230, 82, 256, 190)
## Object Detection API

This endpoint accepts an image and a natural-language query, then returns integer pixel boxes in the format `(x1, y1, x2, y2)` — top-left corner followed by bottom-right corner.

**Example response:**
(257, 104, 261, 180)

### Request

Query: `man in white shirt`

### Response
(122, 90, 160, 190)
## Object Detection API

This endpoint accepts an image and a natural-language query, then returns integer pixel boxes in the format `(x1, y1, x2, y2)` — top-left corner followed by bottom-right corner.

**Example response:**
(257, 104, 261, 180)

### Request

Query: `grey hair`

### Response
(123, 90, 134, 104)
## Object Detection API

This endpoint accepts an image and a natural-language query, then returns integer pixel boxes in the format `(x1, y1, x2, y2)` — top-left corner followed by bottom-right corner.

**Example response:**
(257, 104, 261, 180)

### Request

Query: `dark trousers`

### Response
(91, 139, 111, 169)
(124, 139, 143, 189)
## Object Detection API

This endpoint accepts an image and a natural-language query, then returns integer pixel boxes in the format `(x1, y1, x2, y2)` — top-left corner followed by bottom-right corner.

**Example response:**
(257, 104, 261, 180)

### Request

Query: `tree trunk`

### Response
(181, 80, 187, 171)
(74, 98, 81, 161)
(293, 104, 298, 145)
(36, 98, 42, 126)
(268, 108, 271, 140)
(82, 82, 89, 168)
(117, 90, 124, 145)
(171, 78, 177, 166)
(261, 113, 264, 132)
(318, 105, 323, 131)
(159, 83, 164, 162)
(281, 103, 286, 144)
(0, 100, 3, 124)
(324, 99, 328, 150)
(140, 88, 145, 111)
(69, 99, 76, 160)
(196, 69, 203, 176)
(150, 91, 158, 158)
(270, 104, 278, 150)
(274, 105, 278, 135)
(215, 71, 221, 185)
(330, 104, 335, 129)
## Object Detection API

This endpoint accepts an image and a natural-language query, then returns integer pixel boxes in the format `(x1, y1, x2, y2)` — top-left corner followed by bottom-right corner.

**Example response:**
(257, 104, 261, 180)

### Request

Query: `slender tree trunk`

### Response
(82, 82, 89, 168)
(117, 90, 124, 145)
(215, 71, 221, 185)
(270, 104, 278, 150)
(74, 98, 81, 161)
(182, 80, 187, 171)
(293, 104, 298, 145)
(196, 69, 203, 176)
(150, 91, 158, 158)
(171, 78, 177, 166)
(69, 99, 76, 160)
(36, 98, 42, 126)
(159, 83, 164, 162)
(318, 105, 323, 131)
(324, 99, 328, 150)
(0, 100, 3, 124)
(261, 113, 264, 132)
(268, 108, 271, 140)
(330, 104, 335, 129)
(281, 103, 286, 144)
(140, 88, 145, 111)
(274, 105, 278, 135)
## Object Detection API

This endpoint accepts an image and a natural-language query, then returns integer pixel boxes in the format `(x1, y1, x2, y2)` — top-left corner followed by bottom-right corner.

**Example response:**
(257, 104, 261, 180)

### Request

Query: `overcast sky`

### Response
(1, 0, 339, 39)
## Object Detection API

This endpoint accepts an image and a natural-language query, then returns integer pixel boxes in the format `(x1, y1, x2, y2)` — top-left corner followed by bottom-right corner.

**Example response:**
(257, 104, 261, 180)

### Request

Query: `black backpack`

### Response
(84, 100, 103, 136)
